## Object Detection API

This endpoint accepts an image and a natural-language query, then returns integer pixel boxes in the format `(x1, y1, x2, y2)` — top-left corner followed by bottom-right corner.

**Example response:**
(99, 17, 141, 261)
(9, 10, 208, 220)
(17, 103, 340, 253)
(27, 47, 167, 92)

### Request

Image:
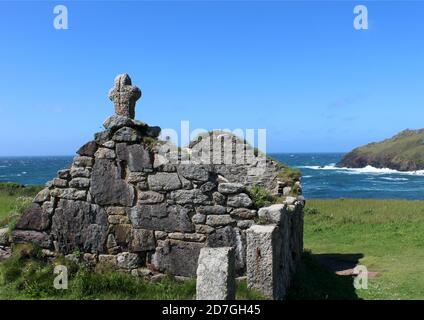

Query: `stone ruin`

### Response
(9, 74, 305, 298)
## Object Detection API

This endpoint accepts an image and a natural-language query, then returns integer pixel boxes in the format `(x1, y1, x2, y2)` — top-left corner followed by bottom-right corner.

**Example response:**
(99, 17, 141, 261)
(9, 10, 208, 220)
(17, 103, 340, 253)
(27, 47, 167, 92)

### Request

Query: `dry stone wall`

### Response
(187, 131, 301, 197)
(11, 74, 305, 282)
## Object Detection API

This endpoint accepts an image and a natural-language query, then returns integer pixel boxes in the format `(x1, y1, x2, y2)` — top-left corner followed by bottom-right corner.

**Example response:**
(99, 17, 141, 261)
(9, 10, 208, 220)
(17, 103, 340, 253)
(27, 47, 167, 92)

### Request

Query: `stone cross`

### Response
(108, 73, 142, 119)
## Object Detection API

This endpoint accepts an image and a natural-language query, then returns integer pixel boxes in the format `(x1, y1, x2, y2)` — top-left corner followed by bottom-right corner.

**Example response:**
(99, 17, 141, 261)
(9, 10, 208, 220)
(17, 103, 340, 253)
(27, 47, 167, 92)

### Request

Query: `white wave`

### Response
(299, 165, 339, 170)
(381, 177, 409, 181)
(298, 164, 424, 176)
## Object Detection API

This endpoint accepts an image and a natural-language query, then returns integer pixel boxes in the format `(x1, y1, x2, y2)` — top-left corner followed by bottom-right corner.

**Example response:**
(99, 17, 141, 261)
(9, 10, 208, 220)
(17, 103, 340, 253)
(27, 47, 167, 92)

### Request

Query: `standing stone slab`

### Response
(256, 204, 292, 292)
(90, 158, 135, 206)
(196, 247, 236, 300)
(207, 226, 245, 271)
(246, 225, 285, 300)
(51, 199, 108, 254)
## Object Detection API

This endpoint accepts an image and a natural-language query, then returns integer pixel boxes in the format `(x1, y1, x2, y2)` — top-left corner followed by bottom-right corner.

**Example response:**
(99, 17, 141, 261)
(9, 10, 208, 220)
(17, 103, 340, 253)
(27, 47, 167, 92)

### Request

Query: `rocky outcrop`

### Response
(337, 129, 424, 171)
(0, 228, 9, 246)
(0, 246, 11, 262)
(11, 74, 304, 281)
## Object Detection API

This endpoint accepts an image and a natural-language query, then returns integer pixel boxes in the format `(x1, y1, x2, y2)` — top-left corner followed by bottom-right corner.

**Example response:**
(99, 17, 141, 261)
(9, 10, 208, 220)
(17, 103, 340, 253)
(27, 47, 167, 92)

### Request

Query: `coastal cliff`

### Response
(337, 129, 424, 171)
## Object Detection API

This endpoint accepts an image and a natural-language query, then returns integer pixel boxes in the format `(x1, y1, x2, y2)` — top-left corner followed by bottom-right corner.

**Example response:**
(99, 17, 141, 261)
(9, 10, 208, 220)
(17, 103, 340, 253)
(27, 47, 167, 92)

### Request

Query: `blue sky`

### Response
(0, 1, 423, 155)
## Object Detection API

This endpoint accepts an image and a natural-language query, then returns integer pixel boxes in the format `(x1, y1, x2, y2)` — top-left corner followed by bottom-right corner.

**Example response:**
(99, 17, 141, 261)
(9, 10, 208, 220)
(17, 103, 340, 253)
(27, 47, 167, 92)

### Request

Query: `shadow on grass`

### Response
(286, 251, 362, 300)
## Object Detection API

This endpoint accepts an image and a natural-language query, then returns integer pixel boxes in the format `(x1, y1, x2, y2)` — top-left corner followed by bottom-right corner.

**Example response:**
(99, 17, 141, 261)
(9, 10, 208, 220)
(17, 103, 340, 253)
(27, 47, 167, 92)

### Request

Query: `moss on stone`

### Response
(276, 167, 301, 186)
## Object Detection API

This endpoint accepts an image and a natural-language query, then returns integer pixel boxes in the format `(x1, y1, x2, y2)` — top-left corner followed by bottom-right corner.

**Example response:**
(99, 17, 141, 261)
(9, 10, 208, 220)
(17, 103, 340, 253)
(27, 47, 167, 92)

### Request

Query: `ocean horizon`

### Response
(1, 153, 424, 200)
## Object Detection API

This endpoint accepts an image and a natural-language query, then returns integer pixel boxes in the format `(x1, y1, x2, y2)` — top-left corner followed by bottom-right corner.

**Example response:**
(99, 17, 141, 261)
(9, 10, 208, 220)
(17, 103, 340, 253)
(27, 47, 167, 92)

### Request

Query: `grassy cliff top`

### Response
(337, 129, 424, 171)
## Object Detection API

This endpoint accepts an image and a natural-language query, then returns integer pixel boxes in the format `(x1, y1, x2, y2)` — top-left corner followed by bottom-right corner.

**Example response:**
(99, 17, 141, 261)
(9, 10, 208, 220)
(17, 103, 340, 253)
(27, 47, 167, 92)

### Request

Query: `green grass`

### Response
(298, 199, 424, 300)
(0, 244, 197, 300)
(0, 183, 43, 228)
(0, 243, 264, 300)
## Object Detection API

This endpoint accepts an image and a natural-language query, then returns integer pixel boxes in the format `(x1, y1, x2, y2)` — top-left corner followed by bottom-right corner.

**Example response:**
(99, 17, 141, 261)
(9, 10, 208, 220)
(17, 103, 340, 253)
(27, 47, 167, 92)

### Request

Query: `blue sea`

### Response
(1, 154, 424, 200)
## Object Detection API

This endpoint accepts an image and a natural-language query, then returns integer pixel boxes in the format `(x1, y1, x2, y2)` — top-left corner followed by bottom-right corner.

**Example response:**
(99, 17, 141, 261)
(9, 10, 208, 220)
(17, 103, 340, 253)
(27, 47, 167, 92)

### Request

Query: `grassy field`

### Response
(1, 183, 424, 299)
(294, 199, 424, 300)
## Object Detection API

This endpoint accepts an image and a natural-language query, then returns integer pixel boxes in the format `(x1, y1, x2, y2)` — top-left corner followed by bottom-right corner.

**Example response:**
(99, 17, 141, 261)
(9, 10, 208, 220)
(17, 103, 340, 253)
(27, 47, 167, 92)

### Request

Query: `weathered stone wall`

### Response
(246, 201, 304, 299)
(12, 124, 262, 276)
(11, 74, 304, 286)
(187, 131, 301, 196)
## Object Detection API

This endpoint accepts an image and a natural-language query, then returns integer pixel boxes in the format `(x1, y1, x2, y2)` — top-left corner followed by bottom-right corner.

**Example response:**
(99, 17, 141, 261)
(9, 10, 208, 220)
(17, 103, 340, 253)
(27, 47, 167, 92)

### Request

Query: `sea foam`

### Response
(298, 164, 424, 176)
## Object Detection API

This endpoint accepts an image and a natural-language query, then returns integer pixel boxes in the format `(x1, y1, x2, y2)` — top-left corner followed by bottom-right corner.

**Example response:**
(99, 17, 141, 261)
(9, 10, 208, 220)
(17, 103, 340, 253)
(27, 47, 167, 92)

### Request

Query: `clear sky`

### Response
(0, 1, 423, 155)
